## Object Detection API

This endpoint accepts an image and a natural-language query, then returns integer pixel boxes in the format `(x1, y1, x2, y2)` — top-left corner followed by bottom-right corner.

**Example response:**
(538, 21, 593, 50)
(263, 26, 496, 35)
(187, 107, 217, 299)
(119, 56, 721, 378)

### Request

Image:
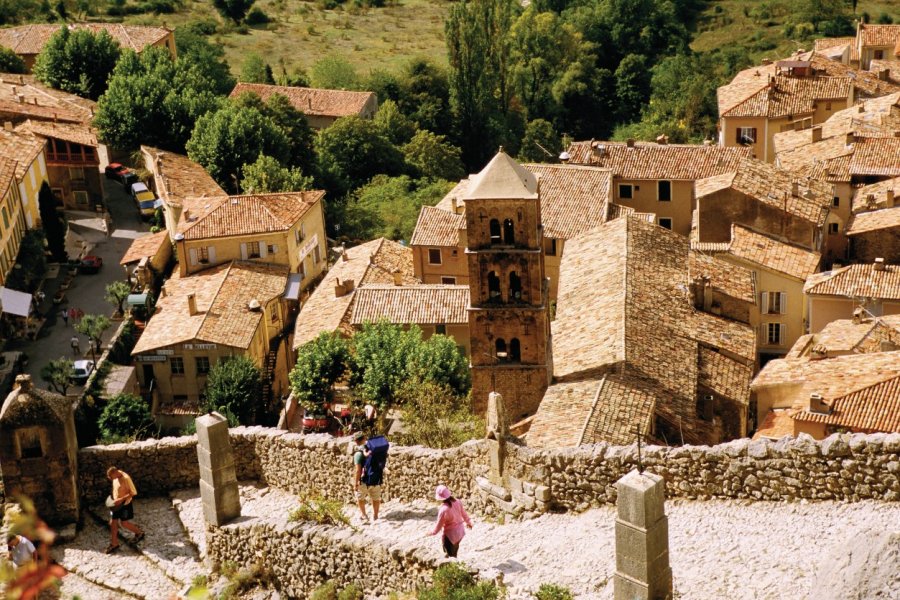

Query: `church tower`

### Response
(465, 151, 552, 421)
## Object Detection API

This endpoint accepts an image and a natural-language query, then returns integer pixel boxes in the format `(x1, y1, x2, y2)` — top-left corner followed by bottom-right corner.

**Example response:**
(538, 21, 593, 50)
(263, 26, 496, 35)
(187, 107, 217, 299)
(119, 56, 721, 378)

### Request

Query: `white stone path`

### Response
(52, 485, 900, 600)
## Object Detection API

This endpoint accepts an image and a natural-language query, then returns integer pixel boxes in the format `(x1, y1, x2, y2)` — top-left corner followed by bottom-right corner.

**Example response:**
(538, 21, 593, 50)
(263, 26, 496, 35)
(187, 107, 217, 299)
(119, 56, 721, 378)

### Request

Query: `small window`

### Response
(248, 241, 261, 259)
(761, 291, 786, 315)
(198, 246, 209, 264)
(766, 323, 784, 346)
(509, 338, 521, 361)
(545, 238, 557, 256)
(825, 102, 832, 111)
(832, 196, 840, 207)
(68, 167, 85, 181)
(170, 356, 185, 375)
(441, 276, 456, 284)
(487, 271, 501, 300)
(658, 180, 672, 202)
(503, 219, 515, 244)
(195, 356, 210, 375)
(737, 127, 757, 144)
(495, 338, 507, 359)
(509, 271, 522, 300)
(874, 50, 884, 60)
(435, 324, 447, 335)
(658, 217, 673, 230)
(267, 244, 277, 254)
(73, 191, 89, 206)
(489, 219, 501, 244)
(828, 222, 839, 234)
(17, 427, 43, 459)
(619, 184, 633, 199)
(428, 248, 442, 265)
(314, 245, 321, 264)
(1, 206, 7, 229)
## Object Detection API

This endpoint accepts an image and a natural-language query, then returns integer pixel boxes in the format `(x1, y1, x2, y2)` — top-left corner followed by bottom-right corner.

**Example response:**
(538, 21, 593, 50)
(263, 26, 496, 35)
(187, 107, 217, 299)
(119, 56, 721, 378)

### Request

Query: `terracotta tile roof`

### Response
(687, 309, 758, 364)
(814, 37, 854, 53)
(0, 156, 15, 198)
(849, 136, 900, 177)
(0, 73, 94, 123)
(526, 378, 605, 448)
(349, 284, 469, 325)
(581, 374, 659, 445)
(119, 231, 169, 265)
(524, 164, 613, 239)
(788, 314, 900, 357)
(292, 238, 417, 349)
(858, 24, 900, 48)
(851, 176, 900, 213)
(15, 119, 97, 147)
(0, 128, 44, 179)
(751, 350, 900, 400)
(132, 261, 288, 353)
(141, 146, 227, 232)
(725, 224, 821, 280)
(688, 250, 756, 304)
(753, 409, 796, 440)
(695, 159, 832, 227)
(723, 75, 852, 118)
(776, 135, 854, 178)
(804, 262, 900, 299)
(0, 23, 171, 55)
(847, 206, 900, 234)
(869, 59, 900, 85)
(230, 83, 376, 119)
(409, 205, 465, 247)
(182, 191, 323, 241)
(792, 375, 900, 432)
(804, 52, 900, 98)
(156, 395, 200, 416)
(698, 347, 752, 406)
(565, 141, 750, 180)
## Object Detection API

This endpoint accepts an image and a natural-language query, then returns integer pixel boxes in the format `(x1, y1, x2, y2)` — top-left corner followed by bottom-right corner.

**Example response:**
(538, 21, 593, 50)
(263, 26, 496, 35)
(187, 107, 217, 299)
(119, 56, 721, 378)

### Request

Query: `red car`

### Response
(79, 255, 103, 274)
(104, 163, 137, 186)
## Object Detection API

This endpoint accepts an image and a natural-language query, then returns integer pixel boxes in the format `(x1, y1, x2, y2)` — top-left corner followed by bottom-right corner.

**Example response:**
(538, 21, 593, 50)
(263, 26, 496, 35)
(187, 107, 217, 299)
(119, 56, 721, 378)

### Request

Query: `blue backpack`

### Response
(361, 436, 389, 486)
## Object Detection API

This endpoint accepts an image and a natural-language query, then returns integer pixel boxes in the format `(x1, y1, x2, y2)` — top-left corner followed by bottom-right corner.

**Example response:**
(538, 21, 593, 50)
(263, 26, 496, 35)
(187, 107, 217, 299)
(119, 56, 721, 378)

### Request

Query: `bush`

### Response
(288, 496, 350, 527)
(244, 6, 269, 24)
(534, 584, 574, 600)
(394, 381, 483, 449)
(97, 393, 155, 442)
(418, 563, 499, 600)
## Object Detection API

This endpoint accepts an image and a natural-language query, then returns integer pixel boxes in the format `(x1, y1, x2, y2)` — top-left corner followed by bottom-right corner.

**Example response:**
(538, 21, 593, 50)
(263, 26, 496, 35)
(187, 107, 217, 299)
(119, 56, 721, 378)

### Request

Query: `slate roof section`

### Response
(350, 284, 470, 325)
(410, 205, 465, 247)
(181, 191, 323, 241)
(804, 262, 900, 299)
(230, 83, 376, 118)
(132, 261, 289, 353)
(119, 231, 170, 265)
(564, 141, 750, 180)
(0, 23, 171, 55)
(726, 225, 821, 280)
(792, 375, 900, 432)
(292, 238, 417, 349)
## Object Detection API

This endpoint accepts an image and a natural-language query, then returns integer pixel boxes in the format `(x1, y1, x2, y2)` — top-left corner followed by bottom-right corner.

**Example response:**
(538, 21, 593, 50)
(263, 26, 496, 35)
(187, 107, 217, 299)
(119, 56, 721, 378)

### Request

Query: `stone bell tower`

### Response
(465, 151, 552, 421)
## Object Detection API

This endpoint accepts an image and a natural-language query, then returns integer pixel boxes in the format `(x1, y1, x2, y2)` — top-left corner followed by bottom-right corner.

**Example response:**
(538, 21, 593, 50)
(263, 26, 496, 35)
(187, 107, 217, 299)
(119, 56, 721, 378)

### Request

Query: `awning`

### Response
(284, 273, 303, 300)
(126, 293, 148, 307)
(0, 287, 32, 317)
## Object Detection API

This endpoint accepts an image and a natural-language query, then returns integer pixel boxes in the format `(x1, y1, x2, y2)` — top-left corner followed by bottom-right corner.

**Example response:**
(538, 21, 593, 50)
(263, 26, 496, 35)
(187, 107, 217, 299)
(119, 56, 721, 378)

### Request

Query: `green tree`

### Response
(310, 55, 359, 90)
(395, 381, 482, 449)
(398, 58, 453, 136)
(33, 27, 120, 100)
(5, 230, 47, 292)
(614, 53, 652, 124)
(201, 356, 263, 425)
(186, 102, 290, 193)
(104, 281, 132, 317)
(402, 130, 466, 181)
(350, 321, 423, 410)
(40, 357, 73, 395)
(240, 154, 314, 193)
(519, 119, 560, 162)
(240, 53, 275, 84)
(98, 393, 155, 442)
(341, 175, 452, 242)
(37, 182, 66, 261)
(373, 99, 418, 146)
(409, 334, 471, 396)
(213, 0, 255, 22)
(0, 46, 26, 74)
(289, 332, 351, 410)
(75, 314, 111, 361)
(174, 25, 236, 96)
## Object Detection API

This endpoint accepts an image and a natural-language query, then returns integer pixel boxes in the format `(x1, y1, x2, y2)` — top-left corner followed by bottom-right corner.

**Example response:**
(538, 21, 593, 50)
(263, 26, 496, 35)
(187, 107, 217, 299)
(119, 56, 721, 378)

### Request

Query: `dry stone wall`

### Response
(76, 430, 900, 514)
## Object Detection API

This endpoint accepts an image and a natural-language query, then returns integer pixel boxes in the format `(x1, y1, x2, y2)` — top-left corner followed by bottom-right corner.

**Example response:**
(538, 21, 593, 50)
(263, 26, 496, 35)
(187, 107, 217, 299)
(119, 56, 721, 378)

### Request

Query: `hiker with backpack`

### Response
(428, 484, 473, 558)
(352, 432, 389, 523)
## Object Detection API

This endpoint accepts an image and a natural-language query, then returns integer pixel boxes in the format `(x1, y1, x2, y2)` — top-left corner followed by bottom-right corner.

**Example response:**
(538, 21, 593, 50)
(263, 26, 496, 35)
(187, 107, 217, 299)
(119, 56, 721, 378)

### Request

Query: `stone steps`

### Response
(60, 570, 142, 600)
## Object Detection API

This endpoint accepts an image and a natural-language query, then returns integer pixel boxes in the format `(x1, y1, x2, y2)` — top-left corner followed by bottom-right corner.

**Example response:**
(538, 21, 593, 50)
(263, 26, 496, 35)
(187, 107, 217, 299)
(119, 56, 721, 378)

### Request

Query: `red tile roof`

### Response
(0, 23, 171, 55)
(181, 191, 324, 241)
(565, 141, 750, 180)
(350, 284, 470, 325)
(230, 83, 376, 119)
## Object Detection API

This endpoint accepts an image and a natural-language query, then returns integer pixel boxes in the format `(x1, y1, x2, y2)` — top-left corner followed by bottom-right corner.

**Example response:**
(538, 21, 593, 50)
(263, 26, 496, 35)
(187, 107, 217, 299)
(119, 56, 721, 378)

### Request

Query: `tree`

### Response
(213, 0, 255, 22)
(394, 381, 482, 449)
(240, 154, 314, 194)
(105, 281, 132, 317)
(519, 119, 561, 163)
(398, 58, 453, 136)
(614, 53, 652, 124)
(40, 357, 73, 395)
(201, 356, 263, 425)
(350, 321, 423, 410)
(402, 130, 466, 182)
(373, 100, 418, 146)
(75, 314, 111, 361)
(240, 53, 275, 84)
(186, 102, 290, 193)
(33, 28, 120, 100)
(98, 393, 155, 442)
(259, 93, 316, 171)
(37, 182, 66, 261)
(174, 25, 236, 96)
(289, 332, 351, 410)
(0, 46, 26, 74)
(409, 334, 471, 396)
(310, 55, 359, 90)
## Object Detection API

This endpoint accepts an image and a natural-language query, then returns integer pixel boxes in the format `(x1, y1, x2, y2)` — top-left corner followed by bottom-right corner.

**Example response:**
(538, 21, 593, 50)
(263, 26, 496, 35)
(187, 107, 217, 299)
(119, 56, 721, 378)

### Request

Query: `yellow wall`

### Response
(412, 244, 468, 284)
(613, 178, 694, 235)
(720, 115, 767, 160)
(808, 295, 900, 333)
(19, 152, 46, 229)
(0, 181, 25, 285)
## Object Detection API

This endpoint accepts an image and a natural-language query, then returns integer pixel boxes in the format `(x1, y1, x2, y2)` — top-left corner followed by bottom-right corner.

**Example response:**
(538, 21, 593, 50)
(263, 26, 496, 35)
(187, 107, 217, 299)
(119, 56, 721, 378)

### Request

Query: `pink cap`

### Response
(434, 485, 451, 500)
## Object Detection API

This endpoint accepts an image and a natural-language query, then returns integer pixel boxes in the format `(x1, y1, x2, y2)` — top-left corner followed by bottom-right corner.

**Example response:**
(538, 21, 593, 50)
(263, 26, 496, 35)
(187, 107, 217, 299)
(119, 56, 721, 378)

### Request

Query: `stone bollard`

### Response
(613, 469, 673, 600)
(196, 412, 241, 526)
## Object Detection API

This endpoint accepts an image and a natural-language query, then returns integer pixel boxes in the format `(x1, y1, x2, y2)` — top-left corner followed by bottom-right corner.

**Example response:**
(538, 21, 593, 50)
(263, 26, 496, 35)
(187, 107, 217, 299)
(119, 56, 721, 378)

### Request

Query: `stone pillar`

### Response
(485, 392, 507, 485)
(196, 412, 241, 526)
(613, 470, 672, 600)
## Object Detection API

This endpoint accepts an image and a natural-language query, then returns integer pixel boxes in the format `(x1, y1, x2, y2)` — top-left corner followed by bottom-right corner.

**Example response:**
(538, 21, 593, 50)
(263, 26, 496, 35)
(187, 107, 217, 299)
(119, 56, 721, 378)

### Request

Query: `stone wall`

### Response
(75, 430, 900, 515)
(207, 521, 439, 598)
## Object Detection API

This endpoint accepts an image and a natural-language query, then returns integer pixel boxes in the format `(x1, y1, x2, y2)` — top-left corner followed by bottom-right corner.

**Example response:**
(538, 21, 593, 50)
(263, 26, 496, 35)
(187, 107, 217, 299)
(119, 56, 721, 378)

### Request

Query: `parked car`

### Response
(71, 359, 95, 384)
(79, 255, 103, 274)
(104, 163, 137, 187)
(131, 182, 160, 218)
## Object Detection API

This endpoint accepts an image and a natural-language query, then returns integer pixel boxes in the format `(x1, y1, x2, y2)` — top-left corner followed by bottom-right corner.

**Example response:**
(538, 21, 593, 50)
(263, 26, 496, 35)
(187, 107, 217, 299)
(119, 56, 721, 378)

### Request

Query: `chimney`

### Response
(626, 138, 635, 148)
(160, 286, 167, 298)
(334, 278, 345, 298)
(810, 344, 828, 360)
(392, 269, 403, 286)
(878, 68, 890, 81)
(187, 293, 198, 315)
(15, 373, 32, 391)
(16, 94, 23, 103)
(858, 104, 865, 113)
(340, 248, 349, 262)
(344, 279, 355, 293)
(845, 132, 855, 145)
(792, 181, 799, 197)
(811, 126, 822, 142)
(852, 306, 864, 323)
(887, 189, 895, 208)
(368, 254, 374, 265)
(451, 197, 457, 213)
(807, 393, 832, 415)
(2, 122, 11, 131)
(655, 134, 668, 145)
(874, 257, 886, 271)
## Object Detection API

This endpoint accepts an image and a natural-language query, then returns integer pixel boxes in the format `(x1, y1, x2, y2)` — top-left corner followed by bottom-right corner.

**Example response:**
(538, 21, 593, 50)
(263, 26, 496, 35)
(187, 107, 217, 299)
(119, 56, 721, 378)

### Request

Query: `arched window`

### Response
(489, 219, 501, 244)
(503, 218, 515, 244)
(487, 271, 501, 300)
(509, 272, 522, 301)
(495, 338, 507, 360)
(509, 338, 521, 362)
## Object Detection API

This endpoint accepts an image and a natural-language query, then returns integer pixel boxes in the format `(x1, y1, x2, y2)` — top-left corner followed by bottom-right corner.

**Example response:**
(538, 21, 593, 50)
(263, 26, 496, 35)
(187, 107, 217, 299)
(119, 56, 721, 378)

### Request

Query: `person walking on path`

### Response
(60, 309, 68, 326)
(428, 485, 472, 558)
(352, 432, 381, 523)
(105, 466, 146, 554)
(70, 335, 80, 357)
(6, 533, 36, 567)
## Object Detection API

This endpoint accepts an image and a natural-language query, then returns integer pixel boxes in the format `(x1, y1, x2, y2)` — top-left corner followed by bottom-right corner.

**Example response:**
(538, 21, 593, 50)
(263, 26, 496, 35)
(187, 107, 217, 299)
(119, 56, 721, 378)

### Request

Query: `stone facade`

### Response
(850, 226, 900, 263)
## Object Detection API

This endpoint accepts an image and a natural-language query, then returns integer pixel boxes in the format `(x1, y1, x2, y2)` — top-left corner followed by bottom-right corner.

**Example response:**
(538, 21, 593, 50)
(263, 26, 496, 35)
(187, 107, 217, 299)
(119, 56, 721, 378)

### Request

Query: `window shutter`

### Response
(240, 243, 248, 260)
(736, 128, 742, 144)
(189, 248, 197, 266)
(780, 324, 786, 345)
(208, 246, 216, 264)
(779, 292, 787, 314)
(759, 292, 768, 314)
(271, 244, 277, 254)
(260, 242, 268, 259)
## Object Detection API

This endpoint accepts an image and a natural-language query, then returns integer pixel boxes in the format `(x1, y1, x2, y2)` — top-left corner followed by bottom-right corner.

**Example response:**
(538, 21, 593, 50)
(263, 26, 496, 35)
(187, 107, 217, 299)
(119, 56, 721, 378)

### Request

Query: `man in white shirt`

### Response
(7, 534, 36, 567)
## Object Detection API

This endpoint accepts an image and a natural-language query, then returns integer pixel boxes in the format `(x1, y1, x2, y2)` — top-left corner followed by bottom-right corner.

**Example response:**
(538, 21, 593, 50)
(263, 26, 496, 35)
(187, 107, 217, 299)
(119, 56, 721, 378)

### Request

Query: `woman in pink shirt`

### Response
(429, 485, 473, 558)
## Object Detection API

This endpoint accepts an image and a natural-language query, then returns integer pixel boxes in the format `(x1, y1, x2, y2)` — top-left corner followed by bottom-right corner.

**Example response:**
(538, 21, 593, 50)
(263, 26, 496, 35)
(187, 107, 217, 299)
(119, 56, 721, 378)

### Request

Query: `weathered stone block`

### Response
(616, 470, 665, 528)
